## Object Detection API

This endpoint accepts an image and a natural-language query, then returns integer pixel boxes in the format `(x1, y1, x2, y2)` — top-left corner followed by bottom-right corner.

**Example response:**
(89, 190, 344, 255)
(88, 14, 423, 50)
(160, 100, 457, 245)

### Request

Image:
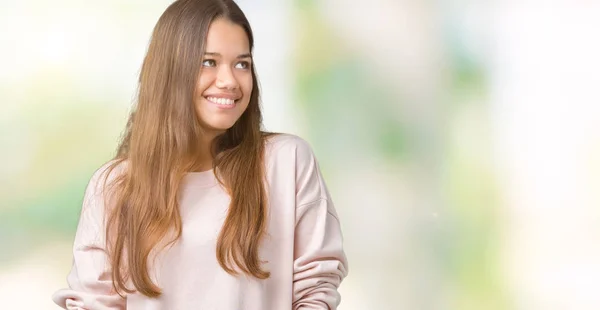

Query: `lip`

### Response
(204, 95, 239, 110)
(203, 93, 240, 100)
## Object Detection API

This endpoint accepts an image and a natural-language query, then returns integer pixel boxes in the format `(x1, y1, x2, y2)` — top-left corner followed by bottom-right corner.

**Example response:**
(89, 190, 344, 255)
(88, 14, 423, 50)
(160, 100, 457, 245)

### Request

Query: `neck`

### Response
(192, 131, 221, 172)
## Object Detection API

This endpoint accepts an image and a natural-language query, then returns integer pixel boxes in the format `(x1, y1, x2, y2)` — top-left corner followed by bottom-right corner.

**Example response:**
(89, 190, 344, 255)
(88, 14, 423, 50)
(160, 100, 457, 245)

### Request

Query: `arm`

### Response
(293, 199, 348, 310)
(290, 137, 348, 309)
(52, 164, 127, 310)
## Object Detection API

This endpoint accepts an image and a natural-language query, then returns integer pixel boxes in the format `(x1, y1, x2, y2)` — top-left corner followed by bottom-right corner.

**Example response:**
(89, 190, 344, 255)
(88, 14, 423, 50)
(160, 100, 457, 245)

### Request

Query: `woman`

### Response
(52, 0, 348, 309)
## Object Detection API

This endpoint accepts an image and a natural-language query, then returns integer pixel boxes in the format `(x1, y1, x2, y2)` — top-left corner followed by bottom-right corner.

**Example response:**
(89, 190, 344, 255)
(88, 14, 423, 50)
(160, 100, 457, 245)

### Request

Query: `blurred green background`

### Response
(2, 1, 600, 309)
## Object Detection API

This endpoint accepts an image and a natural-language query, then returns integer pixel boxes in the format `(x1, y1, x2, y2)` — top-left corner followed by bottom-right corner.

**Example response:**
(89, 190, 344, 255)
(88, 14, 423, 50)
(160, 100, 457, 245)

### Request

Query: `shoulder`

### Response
(92, 159, 127, 183)
(263, 133, 330, 205)
(264, 133, 317, 164)
(85, 159, 128, 199)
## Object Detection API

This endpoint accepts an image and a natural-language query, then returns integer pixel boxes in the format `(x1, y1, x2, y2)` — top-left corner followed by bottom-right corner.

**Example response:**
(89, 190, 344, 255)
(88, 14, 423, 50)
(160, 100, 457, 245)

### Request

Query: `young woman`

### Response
(52, 0, 348, 309)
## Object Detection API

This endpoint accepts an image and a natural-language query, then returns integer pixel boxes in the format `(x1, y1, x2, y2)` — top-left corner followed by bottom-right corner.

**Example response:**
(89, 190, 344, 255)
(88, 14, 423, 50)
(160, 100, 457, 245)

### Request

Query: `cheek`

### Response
(196, 72, 214, 96)
(242, 75, 253, 97)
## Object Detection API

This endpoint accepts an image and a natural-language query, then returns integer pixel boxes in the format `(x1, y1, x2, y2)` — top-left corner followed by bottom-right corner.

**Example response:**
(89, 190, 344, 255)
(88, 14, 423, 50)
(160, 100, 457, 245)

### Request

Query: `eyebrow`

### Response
(204, 52, 252, 59)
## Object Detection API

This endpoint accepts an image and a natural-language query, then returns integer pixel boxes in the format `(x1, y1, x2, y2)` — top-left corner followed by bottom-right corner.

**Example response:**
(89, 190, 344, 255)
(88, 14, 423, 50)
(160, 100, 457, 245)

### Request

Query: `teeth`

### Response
(207, 97, 235, 105)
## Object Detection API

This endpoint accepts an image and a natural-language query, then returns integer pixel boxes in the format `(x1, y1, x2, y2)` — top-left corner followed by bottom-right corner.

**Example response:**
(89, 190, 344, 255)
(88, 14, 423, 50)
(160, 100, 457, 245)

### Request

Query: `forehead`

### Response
(205, 18, 250, 54)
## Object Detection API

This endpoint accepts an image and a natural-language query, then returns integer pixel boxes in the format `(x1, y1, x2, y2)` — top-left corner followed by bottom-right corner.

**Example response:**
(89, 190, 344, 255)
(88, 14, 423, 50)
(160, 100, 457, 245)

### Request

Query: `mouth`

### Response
(204, 96, 239, 107)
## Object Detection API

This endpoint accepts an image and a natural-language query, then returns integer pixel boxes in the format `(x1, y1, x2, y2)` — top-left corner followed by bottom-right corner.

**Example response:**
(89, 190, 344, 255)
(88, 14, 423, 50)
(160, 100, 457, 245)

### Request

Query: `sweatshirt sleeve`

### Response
(52, 164, 127, 310)
(290, 137, 349, 310)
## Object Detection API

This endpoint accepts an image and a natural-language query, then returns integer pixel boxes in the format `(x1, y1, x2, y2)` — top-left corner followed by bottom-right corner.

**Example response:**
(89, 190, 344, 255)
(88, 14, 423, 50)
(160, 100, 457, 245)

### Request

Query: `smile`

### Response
(204, 95, 240, 110)
(206, 96, 237, 105)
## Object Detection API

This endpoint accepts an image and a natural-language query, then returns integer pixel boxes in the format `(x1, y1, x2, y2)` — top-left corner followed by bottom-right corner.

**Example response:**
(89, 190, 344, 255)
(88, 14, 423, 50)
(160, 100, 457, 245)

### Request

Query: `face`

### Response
(194, 18, 253, 137)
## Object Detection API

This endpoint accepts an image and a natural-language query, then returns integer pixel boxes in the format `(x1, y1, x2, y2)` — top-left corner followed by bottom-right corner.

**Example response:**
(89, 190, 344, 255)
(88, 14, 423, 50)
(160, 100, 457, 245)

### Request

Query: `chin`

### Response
(206, 122, 237, 133)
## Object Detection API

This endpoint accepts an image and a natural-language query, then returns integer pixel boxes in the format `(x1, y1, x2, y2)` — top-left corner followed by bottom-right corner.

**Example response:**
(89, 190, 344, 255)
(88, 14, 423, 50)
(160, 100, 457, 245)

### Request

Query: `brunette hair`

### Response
(102, 0, 270, 297)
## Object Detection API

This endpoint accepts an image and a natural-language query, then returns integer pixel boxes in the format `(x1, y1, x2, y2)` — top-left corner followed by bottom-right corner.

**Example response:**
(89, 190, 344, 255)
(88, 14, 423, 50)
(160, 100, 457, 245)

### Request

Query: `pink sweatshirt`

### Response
(52, 134, 348, 310)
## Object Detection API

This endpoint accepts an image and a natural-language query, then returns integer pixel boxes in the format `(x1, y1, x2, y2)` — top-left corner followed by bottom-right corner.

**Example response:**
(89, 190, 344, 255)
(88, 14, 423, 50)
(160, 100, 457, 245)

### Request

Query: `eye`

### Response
(202, 59, 216, 67)
(235, 61, 251, 70)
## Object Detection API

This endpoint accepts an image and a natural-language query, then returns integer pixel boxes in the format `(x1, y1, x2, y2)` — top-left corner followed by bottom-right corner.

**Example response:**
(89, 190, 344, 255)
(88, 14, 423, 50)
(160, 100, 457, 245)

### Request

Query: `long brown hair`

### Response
(102, 0, 270, 297)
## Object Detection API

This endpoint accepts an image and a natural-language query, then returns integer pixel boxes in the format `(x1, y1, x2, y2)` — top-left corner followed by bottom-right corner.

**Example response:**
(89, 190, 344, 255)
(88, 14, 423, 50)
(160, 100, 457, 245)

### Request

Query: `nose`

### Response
(215, 65, 238, 90)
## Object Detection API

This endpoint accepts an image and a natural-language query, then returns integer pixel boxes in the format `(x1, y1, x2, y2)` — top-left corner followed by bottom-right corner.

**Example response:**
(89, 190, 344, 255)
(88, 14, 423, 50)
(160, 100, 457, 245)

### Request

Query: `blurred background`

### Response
(1, 0, 600, 309)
